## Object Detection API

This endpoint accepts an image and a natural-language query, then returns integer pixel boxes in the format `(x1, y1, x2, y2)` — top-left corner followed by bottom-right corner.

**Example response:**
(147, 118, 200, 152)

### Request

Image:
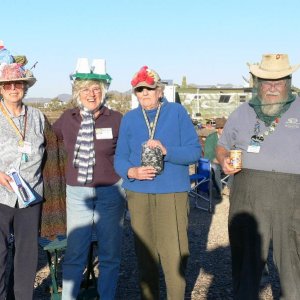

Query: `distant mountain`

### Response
(25, 93, 71, 103)
(57, 93, 72, 102)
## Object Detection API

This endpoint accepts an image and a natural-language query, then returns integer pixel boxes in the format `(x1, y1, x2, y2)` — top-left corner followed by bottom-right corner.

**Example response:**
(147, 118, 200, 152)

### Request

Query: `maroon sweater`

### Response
(53, 106, 122, 187)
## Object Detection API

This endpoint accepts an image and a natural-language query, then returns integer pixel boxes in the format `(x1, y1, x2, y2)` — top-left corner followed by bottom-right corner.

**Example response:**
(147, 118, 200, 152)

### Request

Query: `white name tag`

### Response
(247, 144, 260, 153)
(18, 141, 32, 154)
(96, 128, 113, 139)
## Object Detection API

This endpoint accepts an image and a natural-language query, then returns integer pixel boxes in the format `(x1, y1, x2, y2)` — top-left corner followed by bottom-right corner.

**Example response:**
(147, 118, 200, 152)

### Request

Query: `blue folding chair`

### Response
(189, 158, 213, 213)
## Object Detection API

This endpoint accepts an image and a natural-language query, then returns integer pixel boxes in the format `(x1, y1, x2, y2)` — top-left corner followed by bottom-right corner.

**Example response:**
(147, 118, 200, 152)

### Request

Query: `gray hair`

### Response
(71, 79, 108, 107)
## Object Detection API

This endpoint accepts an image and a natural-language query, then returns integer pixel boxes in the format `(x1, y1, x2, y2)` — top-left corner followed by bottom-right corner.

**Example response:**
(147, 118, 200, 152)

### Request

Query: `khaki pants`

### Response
(126, 191, 189, 300)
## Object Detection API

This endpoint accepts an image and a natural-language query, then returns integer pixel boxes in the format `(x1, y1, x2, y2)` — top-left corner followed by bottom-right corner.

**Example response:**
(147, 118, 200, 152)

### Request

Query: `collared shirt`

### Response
(0, 102, 45, 207)
(218, 97, 300, 174)
(204, 131, 219, 161)
(53, 106, 122, 187)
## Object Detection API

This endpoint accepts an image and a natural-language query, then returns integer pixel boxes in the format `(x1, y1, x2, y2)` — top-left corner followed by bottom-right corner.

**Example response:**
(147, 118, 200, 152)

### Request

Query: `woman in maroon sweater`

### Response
(53, 58, 125, 300)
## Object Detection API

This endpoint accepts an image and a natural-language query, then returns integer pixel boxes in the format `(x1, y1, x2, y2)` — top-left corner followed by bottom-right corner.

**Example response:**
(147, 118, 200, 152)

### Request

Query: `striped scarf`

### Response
(73, 106, 97, 184)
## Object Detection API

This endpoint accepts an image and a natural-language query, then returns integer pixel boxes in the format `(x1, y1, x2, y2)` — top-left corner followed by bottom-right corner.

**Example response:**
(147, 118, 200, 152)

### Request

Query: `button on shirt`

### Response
(0, 103, 45, 208)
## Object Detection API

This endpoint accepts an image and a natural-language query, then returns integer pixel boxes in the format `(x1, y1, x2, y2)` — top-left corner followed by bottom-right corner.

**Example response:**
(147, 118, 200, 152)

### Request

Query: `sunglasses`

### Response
(135, 86, 156, 93)
(3, 82, 25, 91)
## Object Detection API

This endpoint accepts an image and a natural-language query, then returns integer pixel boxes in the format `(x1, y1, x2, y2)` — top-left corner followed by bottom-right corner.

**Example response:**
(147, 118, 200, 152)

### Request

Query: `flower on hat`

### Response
(0, 63, 24, 80)
(0, 62, 36, 87)
(131, 66, 159, 87)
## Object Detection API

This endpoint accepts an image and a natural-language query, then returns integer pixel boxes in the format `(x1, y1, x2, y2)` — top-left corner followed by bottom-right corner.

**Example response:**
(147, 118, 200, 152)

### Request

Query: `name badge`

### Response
(18, 141, 32, 154)
(247, 144, 260, 153)
(96, 128, 113, 139)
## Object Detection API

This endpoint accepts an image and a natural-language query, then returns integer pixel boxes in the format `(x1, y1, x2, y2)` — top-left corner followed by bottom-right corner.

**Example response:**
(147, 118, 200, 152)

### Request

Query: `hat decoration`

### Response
(0, 40, 14, 64)
(0, 41, 36, 87)
(70, 58, 112, 85)
(249, 54, 300, 80)
(131, 66, 161, 89)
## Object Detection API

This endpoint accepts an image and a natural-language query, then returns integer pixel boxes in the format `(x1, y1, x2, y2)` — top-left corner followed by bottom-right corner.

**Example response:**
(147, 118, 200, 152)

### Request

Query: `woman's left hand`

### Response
(146, 139, 167, 155)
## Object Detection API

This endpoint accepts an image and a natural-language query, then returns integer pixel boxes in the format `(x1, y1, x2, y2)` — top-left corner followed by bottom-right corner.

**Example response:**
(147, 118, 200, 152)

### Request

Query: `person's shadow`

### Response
(186, 209, 281, 300)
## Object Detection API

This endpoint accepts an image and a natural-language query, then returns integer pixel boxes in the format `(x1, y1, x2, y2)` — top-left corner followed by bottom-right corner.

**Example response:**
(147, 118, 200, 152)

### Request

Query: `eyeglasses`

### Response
(135, 86, 156, 93)
(80, 87, 101, 95)
(261, 81, 286, 90)
(3, 82, 24, 91)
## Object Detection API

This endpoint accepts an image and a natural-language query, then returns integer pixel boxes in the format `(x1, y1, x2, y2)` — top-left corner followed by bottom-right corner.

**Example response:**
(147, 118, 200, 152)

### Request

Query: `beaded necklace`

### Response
(251, 117, 280, 143)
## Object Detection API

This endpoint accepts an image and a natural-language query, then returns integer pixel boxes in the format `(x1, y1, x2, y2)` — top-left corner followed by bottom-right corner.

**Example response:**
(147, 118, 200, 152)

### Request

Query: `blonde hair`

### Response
(71, 79, 108, 107)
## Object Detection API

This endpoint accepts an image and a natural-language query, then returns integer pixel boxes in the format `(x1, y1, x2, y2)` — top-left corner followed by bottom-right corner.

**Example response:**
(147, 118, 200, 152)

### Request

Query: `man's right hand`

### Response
(221, 156, 241, 175)
(216, 146, 241, 175)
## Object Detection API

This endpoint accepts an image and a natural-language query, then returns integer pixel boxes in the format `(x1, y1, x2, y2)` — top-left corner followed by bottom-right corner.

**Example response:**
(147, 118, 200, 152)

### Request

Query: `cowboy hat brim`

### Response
(0, 77, 36, 88)
(250, 64, 300, 79)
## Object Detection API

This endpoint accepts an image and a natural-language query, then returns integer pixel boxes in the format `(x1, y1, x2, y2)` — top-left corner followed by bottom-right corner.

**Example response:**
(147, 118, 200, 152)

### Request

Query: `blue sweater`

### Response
(114, 98, 201, 193)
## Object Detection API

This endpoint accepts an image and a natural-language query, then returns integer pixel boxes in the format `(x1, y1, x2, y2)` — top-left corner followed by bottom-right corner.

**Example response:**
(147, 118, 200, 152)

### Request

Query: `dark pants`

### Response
(126, 191, 189, 300)
(229, 169, 300, 300)
(0, 203, 41, 300)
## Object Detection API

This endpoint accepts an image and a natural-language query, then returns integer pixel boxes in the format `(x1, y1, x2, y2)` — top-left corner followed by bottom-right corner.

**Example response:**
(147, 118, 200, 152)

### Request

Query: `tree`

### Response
(182, 76, 187, 88)
(105, 92, 131, 115)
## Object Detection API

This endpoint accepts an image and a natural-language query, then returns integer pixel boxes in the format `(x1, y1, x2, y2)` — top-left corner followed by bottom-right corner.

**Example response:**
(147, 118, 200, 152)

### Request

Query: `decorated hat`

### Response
(70, 58, 112, 84)
(0, 41, 36, 87)
(131, 66, 162, 89)
(249, 54, 300, 79)
(215, 117, 227, 129)
(0, 62, 36, 87)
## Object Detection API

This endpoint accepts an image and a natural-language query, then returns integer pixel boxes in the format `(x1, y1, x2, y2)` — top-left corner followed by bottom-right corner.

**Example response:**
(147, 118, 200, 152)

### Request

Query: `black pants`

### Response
(228, 169, 300, 300)
(0, 203, 41, 300)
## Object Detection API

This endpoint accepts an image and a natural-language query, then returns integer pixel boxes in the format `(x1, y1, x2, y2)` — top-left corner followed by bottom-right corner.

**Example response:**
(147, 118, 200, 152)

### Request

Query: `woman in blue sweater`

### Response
(115, 66, 201, 300)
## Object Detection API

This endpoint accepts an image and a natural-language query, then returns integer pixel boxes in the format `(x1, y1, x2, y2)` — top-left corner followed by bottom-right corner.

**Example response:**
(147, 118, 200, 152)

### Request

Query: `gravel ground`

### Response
(33, 193, 281, 299)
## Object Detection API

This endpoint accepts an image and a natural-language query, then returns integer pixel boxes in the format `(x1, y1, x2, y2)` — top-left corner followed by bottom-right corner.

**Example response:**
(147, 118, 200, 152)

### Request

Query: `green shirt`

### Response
(204, 131, 218, 161)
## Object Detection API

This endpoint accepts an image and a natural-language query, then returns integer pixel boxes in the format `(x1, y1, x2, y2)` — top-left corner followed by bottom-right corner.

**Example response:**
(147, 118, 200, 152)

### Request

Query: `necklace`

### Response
(0, 101, 28, 161)
(251, 117, 280, 143)
(142, 104, 162, 139)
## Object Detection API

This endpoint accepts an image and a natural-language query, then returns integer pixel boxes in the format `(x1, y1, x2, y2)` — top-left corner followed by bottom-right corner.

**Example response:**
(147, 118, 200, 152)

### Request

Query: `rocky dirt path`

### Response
(33, 194, 281, 299)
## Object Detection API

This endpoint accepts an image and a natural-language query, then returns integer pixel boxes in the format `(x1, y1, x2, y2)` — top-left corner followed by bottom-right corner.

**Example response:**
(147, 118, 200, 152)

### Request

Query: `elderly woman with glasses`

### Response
(0, 57, 46, 299)
(52, 58, 125, 300)
(115, 66, 201, 300)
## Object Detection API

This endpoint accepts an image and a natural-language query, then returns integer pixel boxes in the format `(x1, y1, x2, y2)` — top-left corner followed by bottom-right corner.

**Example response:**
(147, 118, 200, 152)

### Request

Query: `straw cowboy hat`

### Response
(249, 54, 300, 80)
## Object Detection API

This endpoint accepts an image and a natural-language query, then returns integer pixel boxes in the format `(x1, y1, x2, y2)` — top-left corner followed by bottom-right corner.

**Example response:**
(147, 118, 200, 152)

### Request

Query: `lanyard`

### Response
(142, 103, 161, 139)
(0, 101, 27, 145)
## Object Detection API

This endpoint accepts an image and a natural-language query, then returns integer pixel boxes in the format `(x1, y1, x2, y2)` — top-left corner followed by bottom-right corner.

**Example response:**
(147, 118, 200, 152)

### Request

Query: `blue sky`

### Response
(2, 0, 300, 98)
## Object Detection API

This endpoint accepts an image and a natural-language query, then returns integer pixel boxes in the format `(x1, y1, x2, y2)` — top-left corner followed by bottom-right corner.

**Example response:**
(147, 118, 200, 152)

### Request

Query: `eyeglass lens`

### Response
(3, 82, 24, 90)
(81, 87, 101, 95)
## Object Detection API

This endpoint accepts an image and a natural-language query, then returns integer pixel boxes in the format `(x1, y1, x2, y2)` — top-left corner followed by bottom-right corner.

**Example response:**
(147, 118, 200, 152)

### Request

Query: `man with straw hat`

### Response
(216, 54, 300, 299)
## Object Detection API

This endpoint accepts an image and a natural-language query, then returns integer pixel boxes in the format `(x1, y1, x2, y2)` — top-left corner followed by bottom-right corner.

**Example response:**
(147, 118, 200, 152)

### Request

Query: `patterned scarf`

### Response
(73, 105, 97, 184)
